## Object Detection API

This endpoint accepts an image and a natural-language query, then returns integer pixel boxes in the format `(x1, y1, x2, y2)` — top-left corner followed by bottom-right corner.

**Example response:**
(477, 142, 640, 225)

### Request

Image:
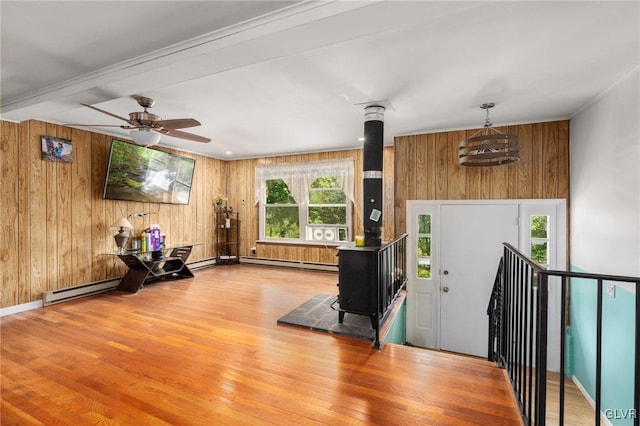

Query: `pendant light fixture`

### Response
(458, 103, 520, 167)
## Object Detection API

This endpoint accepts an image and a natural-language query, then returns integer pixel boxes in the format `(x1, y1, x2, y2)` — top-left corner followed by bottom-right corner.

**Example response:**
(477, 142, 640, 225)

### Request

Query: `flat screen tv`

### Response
(103, 139, 196, 205)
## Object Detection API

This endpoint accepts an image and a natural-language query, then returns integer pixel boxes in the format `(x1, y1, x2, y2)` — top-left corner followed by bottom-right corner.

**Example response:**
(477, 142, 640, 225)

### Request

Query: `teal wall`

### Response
(570, 266, 636, 425)
(384, 299, 406, 345)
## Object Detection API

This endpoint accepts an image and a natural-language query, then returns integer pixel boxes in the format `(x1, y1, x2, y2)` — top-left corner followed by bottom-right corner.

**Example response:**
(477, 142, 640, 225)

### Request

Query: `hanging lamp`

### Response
(458, 103, 520, 167)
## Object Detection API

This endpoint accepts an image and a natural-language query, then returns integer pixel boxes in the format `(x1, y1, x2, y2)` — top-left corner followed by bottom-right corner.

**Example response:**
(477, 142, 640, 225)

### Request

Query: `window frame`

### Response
(257, 161, 354, 245)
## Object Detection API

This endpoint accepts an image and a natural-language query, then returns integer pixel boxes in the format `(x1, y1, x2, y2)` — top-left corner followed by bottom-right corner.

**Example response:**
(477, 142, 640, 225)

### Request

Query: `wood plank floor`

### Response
(546, 373, 604, 425)
(1, 265, 522, 425)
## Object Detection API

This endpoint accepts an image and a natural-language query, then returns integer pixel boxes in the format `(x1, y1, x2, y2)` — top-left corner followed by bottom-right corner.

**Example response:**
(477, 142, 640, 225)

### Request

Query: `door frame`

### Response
(406, 199, 567, 369)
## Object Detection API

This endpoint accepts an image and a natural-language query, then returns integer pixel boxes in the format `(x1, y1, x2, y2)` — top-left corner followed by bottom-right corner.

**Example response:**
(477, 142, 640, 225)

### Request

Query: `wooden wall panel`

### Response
(435, 132, 449, 199)
(393, 136, 411, 235)
(44, 123, 58, 292)
(394, 120, 570, 235)
(542, 121, 560, 198)
(70, 129, 93, 285)
(89, 132, 108, 282)
(415, 134, 428, 199)
(0, 120, 227, 308)
(59, 126, 74, 287)
(382, 146, 395, 239)
(507, 126, 519, 200)
(518, 124, 534, 199)
(447, 130, 467, 200)
(532, 123, 544, 198)
(29, 120, 47, 302)
(0, 121, 19, 306)
(464, 130, 482, 200)
(18, 122, 31, 303)
(558, 121, 570, 199)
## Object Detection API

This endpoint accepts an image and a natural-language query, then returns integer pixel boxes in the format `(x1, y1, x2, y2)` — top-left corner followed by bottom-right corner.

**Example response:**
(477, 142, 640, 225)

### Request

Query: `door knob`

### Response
(442, 286, 449, 293)
(443, 270, 449, 275)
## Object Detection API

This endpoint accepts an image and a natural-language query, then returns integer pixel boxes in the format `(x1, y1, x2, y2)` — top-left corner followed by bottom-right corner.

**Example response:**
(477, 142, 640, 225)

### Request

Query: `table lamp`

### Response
(111, 217, 134, 253)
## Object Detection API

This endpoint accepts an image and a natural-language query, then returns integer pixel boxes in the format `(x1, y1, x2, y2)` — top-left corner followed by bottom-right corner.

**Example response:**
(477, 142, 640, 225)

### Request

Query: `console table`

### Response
(106, 244, 198, 293)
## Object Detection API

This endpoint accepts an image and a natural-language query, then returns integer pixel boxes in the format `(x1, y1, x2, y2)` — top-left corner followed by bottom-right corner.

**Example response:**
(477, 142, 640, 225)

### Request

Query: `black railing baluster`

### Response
(523, 264, 530, 421)
(536, 272, 548, 426)
(529, 266, 535, 424)
(518, 258, 525, 403)
(559, 276, 567, 426)
(501, 247, 508, 367)
(635, 285, 639, 426)
(595, 279, 603, 426)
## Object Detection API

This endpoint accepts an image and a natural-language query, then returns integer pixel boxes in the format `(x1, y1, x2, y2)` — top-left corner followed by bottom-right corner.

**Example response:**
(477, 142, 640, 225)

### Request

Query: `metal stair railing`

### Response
(488, 243, 640, 426)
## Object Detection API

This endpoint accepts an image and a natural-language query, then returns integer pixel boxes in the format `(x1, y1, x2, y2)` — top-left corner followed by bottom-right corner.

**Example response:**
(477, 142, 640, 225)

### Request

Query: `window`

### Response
(530, 215, 549, 267)
(265, 179, 299, 239)
(417, 214, 432, 278)
(307, 177, 348, 241)
(256, 160, 354, 244)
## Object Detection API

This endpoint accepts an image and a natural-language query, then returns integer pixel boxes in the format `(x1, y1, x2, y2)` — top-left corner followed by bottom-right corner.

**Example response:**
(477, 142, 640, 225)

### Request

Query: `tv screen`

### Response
(103, 139, 196, 205)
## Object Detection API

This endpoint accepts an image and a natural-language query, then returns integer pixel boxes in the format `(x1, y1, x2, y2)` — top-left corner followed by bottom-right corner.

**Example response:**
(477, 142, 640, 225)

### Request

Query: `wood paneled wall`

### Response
(226, 147, 395, 266)
(394, 120, 570, 234)
(1, 120, 226, 308)
(1, 118, 568, 309)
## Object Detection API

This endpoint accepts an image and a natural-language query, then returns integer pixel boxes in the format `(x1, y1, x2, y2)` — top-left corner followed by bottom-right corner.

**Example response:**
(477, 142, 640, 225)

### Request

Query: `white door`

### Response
(407, 200, 565, 362)
(439, 204, 519, 357)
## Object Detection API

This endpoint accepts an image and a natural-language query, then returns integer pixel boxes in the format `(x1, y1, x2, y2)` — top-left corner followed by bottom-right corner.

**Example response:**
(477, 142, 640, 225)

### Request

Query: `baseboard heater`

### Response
(239, 256, 338, 272)
(187, 258, 217, 270)
(43, 279, 120, 306)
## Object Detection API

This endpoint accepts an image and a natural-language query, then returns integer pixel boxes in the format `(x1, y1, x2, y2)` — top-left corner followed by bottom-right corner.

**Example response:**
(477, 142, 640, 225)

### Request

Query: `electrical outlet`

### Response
(607, 282, 615, 298)
(250, 246, 257, 255)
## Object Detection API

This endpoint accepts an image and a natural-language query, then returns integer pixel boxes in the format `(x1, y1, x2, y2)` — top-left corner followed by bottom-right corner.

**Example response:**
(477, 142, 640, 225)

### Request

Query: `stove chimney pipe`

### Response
(363, 105, 385, 247)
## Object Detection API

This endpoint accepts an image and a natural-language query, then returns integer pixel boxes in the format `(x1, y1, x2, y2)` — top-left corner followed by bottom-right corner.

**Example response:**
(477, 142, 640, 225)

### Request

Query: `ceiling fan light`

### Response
(130, 128, 161, 146)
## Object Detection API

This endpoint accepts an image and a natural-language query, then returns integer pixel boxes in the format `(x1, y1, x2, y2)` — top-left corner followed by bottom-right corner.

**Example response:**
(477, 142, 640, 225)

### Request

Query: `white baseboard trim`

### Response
(239, 256, 338, 272)
(572, 375, 614, 426)
(1, 300, 43, 317)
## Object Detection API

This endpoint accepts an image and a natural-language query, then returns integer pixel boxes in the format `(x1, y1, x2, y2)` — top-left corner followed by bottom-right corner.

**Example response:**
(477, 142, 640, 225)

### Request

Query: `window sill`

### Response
(256, 239, 348, 247)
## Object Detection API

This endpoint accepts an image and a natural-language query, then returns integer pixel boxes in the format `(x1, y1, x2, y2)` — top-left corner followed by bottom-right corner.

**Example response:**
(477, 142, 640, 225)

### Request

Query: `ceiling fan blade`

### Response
(154, 118, 201, 130)
(64, 123, 126, 128)
(81, 103, 136, 125)
(162, 128, 211, 143)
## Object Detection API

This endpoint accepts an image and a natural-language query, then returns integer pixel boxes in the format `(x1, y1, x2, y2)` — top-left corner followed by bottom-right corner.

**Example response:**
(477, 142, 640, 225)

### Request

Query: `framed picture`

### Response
(41, 136, 72, 163)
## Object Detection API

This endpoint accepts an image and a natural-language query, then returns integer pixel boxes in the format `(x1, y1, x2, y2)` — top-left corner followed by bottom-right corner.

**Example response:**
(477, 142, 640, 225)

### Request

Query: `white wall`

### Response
(570, 67, 640, 277)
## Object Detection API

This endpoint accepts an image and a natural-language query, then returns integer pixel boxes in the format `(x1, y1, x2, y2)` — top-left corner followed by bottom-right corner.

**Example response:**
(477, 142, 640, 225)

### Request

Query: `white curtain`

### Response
(254, 160, 355, 207)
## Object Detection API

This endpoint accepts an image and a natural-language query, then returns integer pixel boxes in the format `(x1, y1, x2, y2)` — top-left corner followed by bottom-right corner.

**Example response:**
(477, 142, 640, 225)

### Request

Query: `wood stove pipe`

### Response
(363, 105, 385, 247)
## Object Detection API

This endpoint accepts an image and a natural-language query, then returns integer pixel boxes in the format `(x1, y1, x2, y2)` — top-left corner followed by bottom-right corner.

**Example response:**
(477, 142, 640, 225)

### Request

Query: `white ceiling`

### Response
(2, 1, 639, 159)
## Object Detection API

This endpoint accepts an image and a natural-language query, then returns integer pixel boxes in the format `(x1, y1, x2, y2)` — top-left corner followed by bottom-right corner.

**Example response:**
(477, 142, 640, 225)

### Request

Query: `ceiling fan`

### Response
(66, 96, 211, 146)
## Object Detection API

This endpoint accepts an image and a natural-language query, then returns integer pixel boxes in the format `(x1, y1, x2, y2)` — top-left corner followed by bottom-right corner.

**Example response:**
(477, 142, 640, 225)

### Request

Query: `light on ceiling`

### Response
(458, 103, 520, 167)
(130, 128, 161, 146)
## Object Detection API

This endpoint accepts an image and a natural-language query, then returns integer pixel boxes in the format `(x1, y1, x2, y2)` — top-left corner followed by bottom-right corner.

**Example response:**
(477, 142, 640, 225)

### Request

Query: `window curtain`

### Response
(255, 160, 354, 207)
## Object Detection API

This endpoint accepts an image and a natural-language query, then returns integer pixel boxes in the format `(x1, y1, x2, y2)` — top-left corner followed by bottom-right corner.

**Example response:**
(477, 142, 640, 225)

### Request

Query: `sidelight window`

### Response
(417, 214, 432, 278)
(530, 215, 549, 267)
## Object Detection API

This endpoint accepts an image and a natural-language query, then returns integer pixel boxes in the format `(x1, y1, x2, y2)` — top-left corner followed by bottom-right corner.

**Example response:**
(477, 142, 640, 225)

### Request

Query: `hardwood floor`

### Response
(1, 265, 522, 425)
(546, 373, 604, 426)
